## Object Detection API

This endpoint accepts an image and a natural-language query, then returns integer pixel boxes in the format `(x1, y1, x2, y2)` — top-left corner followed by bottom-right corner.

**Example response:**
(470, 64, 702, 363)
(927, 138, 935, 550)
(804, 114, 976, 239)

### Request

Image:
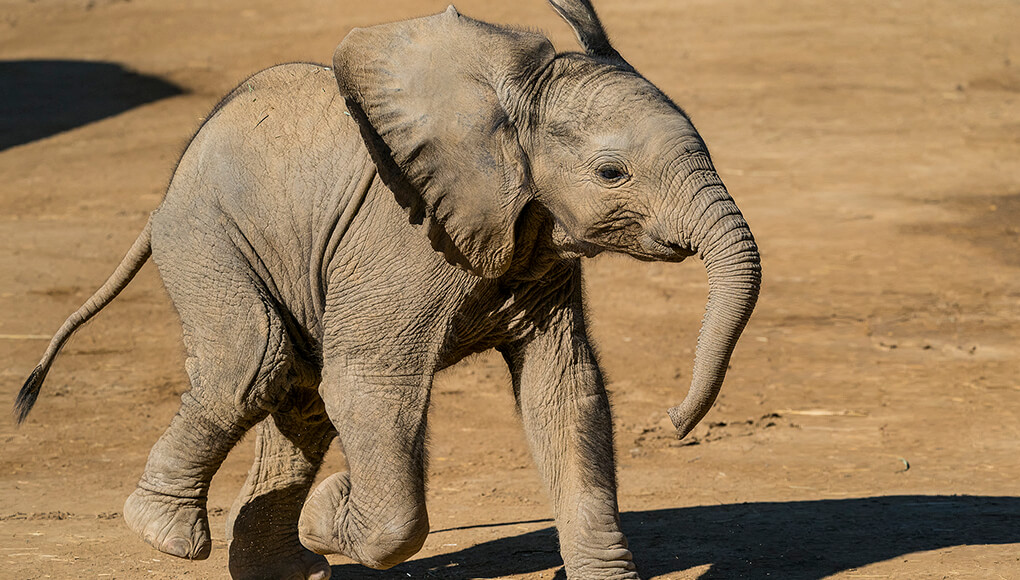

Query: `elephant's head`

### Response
(334, 1, 761, 438)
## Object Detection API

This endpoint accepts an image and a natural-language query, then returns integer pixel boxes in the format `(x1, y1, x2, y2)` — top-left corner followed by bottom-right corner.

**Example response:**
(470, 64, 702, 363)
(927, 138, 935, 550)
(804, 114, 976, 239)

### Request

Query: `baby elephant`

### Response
(16, 1, 759, 578)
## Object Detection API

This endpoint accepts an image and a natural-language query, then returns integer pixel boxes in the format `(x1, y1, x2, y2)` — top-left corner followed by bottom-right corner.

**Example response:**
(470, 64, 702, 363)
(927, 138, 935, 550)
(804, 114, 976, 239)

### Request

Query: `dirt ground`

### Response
(2, 0, 1018, 578)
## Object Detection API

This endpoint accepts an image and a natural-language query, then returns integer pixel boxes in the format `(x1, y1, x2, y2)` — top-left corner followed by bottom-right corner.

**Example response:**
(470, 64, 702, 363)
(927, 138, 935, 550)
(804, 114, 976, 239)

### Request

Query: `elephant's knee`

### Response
(355, 514, 429, 570)
(298, 472, 428, 568)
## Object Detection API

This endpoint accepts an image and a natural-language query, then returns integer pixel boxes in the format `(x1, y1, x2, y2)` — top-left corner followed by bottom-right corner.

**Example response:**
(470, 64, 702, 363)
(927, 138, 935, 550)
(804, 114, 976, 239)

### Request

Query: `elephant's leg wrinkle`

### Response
(228, 405, 335, 580)
(299, 372, 431, 570)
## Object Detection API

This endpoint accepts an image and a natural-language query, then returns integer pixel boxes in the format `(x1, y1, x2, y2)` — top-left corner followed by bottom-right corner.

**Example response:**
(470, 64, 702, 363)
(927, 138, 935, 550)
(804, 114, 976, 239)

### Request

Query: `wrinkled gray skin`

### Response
(16, 1, 760, 578)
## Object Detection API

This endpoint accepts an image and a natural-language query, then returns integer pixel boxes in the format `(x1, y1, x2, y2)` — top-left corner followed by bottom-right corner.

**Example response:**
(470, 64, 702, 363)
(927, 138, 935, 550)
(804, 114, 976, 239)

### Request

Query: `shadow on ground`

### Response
(332, 495, 1020, 579)
(905, 192, 1020, 268)
(0, 60, 184, 150)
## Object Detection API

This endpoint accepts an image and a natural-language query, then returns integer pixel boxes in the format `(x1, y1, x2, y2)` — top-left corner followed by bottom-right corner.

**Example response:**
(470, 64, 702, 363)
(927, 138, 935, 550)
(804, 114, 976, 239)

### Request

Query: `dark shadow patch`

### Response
(0, 60, 185, 150)
(329, 495, 1020, 579)
(904, 193, 1020, 268)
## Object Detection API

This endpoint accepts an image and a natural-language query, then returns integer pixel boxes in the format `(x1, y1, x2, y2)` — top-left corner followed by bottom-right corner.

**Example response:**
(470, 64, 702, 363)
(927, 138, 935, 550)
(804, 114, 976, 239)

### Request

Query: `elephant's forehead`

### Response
(542, 58, 694, 146)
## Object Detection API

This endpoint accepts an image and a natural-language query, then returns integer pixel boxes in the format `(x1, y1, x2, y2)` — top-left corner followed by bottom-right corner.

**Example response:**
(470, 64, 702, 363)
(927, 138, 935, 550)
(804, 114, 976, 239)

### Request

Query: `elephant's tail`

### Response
(14, 216, 154, 424)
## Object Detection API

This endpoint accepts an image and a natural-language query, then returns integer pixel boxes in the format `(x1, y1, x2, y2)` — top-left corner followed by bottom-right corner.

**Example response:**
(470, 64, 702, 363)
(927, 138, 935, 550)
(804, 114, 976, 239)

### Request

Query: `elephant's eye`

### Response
(597, 166, 628, 183)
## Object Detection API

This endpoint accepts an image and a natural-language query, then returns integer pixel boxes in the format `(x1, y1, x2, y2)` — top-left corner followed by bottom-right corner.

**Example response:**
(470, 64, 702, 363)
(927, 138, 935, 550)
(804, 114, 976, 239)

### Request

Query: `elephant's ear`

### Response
(334, 6, 555, 278)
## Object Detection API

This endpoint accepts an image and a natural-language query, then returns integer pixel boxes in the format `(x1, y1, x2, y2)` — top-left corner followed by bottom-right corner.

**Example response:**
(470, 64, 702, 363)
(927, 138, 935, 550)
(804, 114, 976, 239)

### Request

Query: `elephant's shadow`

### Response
(331, 495, 1020, 579)
(0, 60, 183, 151)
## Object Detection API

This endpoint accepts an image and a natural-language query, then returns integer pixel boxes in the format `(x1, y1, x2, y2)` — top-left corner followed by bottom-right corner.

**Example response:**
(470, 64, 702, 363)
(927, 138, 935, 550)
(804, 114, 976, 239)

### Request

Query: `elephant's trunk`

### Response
(668, 180, 761, 439)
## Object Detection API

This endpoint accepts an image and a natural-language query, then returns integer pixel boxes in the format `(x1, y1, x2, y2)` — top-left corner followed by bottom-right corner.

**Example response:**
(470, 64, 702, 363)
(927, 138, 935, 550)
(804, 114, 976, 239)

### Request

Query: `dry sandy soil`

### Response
(2, 0, 1018, 578)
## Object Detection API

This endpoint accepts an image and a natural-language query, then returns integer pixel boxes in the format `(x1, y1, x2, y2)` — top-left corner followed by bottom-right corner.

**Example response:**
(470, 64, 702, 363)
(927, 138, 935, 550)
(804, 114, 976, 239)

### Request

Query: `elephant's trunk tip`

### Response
(667, 401, 706, 440)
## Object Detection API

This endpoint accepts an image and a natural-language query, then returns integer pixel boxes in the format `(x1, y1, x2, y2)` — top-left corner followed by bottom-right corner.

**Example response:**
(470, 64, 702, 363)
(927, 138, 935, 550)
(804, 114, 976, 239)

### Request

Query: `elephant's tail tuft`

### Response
(14, 366, 46, 424)
(13, 216, 153, 424)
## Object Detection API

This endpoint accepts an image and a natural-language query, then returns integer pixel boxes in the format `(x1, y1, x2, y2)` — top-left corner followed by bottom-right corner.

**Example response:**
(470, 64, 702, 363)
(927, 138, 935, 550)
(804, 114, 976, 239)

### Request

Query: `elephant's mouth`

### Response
(550, 220, 605, 259)
(548, 217, 693, 263)
(633, 233, 695, 263)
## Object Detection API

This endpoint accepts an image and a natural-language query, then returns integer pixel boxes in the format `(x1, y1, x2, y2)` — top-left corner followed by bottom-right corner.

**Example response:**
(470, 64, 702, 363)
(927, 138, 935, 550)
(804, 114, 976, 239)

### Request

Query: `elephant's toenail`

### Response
(165, 537, 192, 558)
(192, 540, 212, 560)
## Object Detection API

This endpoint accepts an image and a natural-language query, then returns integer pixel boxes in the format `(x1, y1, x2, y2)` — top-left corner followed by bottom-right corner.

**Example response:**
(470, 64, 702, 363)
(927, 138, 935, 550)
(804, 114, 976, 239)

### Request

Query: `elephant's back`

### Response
(212, 62, 346, 122)
(157, 61, 370, 236)
(153, 62, 374, 335)
(205, 62, 353, 143)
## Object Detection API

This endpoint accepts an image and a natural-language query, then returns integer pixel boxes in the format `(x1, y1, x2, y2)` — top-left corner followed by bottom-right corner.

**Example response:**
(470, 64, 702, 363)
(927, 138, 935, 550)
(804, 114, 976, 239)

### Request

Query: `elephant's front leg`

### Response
(298, 364, 431, 570)
(503, 310, 639, 579)
(226, 390, 336, 580)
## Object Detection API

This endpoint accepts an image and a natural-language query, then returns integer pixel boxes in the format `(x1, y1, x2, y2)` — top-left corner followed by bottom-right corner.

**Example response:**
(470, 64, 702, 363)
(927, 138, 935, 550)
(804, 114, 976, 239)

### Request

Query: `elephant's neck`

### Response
(501, 202, 569, 283)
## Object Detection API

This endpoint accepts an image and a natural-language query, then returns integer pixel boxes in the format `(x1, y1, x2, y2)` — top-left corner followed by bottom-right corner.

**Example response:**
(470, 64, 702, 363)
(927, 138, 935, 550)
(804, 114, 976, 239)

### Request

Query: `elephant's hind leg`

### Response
(123, 372, 268, 560)
(227, 391, 336, 580)
(125, 238, 291, 560)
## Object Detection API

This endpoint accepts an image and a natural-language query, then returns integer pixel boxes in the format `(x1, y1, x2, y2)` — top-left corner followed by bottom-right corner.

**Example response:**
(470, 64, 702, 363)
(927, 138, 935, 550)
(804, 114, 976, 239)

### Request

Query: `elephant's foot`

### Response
(562, 530, 640, 580)
(123, 487, 211, 560)
(566, 561, 640, 580)
(298, 472, 428, 570)
(228, 544, 331, 580)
